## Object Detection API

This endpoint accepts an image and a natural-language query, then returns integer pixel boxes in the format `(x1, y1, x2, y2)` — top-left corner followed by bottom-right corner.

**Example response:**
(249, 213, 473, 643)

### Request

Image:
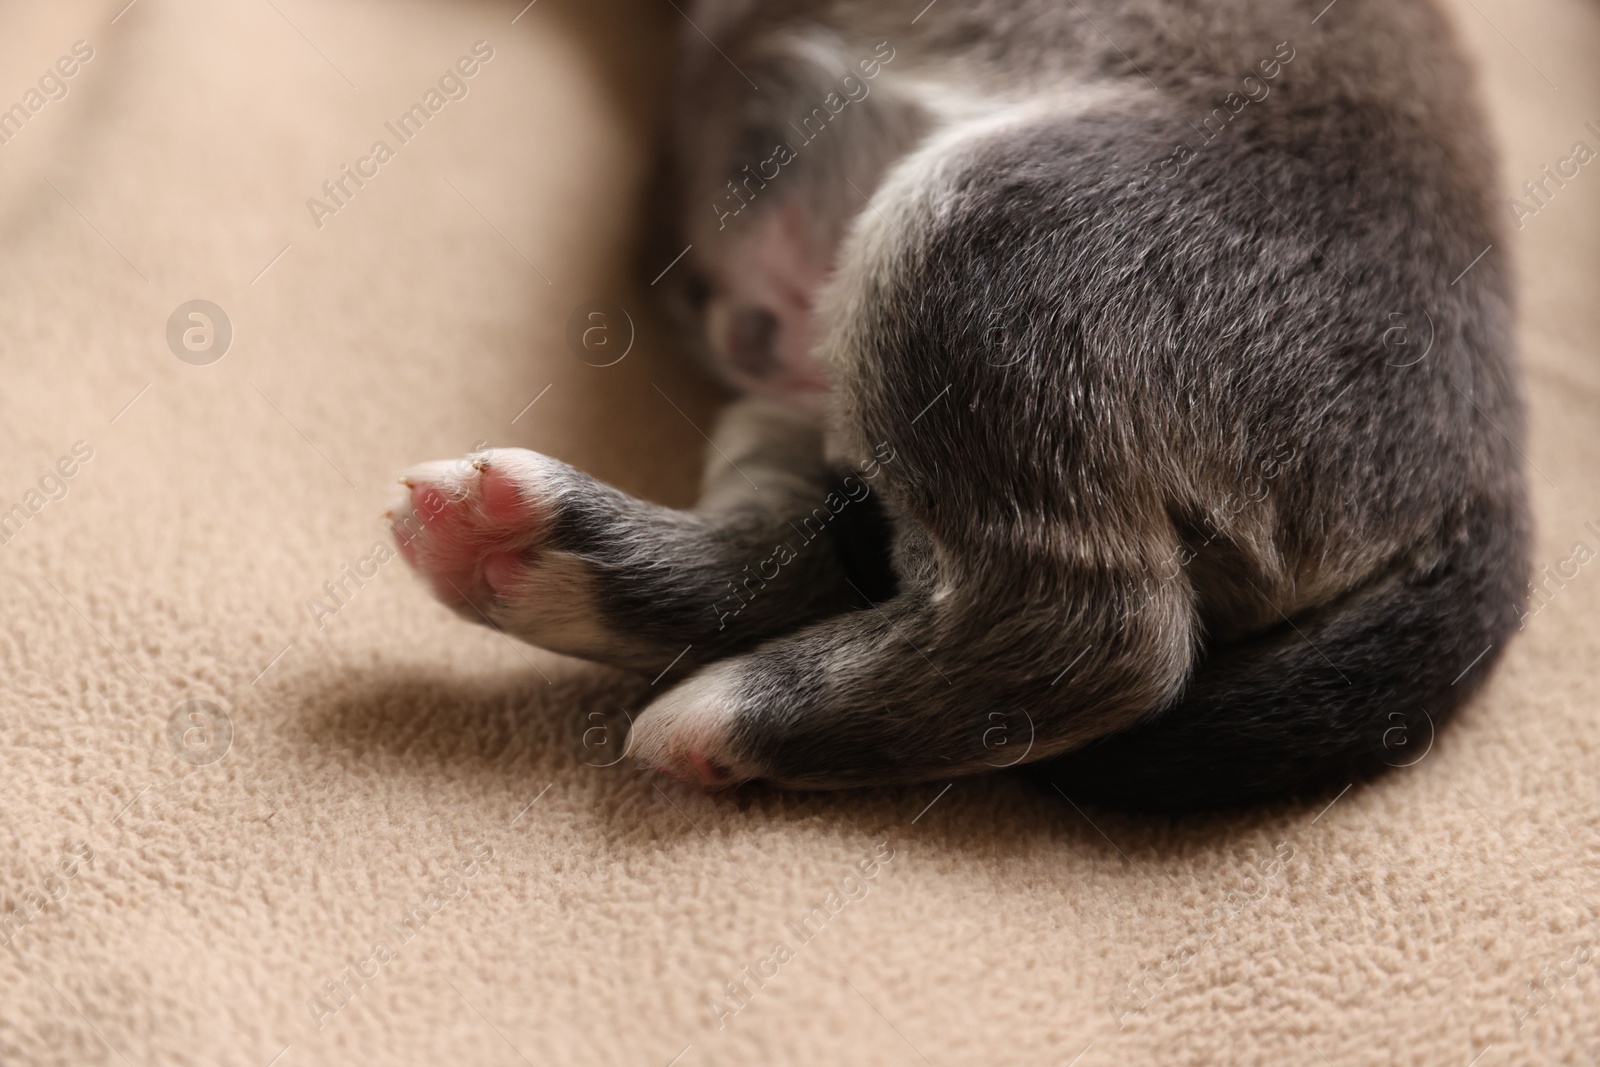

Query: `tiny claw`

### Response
(471, 456, 491, 472)
(399, 476, 415, 488)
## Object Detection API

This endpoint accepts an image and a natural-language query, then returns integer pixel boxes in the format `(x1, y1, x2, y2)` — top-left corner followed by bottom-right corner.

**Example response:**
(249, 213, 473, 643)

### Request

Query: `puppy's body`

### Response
(392, 0, 1527, 806)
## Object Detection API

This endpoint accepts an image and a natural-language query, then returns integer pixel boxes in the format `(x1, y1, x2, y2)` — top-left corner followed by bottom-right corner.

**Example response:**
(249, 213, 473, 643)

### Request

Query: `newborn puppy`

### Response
(391, 0, 1528, 806)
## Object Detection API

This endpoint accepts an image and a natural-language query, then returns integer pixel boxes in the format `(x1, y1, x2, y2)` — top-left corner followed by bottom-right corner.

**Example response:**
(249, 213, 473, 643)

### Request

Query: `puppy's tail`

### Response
(1034, 494, 1529, 810)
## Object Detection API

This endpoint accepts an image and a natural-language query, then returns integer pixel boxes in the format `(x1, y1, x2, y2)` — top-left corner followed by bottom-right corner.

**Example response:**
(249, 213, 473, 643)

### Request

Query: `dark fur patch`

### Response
(591, 0, 1529, 800)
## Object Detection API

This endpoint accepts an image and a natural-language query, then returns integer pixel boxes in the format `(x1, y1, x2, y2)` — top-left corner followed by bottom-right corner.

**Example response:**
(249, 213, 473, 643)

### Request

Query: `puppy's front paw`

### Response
(630, 662, 762, 789)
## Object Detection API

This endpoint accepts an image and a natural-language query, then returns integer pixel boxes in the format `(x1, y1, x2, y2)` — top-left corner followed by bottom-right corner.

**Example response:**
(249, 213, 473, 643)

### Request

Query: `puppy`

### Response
(390, 0, 1528, 807)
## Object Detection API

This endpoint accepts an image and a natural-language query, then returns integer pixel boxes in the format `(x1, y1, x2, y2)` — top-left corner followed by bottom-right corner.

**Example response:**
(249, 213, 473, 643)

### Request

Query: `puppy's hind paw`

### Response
(629, 662, 758, 789)
(387, 448, 559, 615)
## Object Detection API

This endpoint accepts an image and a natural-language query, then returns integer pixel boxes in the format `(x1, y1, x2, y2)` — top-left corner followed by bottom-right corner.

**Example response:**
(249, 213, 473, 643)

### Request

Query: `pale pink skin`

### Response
(392, 457, 548, 611)
(702, 200, 836, 407)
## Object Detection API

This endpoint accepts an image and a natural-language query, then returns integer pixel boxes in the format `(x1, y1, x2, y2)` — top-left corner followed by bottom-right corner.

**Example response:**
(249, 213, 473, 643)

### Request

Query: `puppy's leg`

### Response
(628, 544, 1196, 788)
(388, 398, 890, 675)
(633, 104, 1223, 788)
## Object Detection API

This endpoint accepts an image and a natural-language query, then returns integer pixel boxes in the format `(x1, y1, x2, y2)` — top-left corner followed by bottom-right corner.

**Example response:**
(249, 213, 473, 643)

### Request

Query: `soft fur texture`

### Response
(1, 0, 1597, 1064)
(395, 0, 1527, 803)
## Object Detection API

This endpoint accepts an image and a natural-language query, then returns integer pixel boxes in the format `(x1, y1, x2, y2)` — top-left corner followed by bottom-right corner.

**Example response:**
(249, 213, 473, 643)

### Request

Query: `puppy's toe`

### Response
(630, 663, 757, 789)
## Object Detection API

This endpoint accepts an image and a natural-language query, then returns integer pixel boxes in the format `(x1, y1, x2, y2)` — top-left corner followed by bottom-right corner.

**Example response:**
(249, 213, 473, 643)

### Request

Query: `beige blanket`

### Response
(2, 0, 1597, 1063)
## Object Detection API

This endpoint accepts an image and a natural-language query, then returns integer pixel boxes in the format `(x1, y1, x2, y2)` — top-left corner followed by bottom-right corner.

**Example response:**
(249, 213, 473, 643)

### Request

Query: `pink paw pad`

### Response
(629, 664, 752, 790)
(480, 550, 529, 597)
(387, 449, 552, 607)
(475, 460, 537, 525)
(685, 751, 735, 788)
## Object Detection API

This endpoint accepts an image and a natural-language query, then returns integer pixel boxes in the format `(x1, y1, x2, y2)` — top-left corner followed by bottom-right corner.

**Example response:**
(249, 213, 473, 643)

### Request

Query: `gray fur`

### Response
(398, 0, 1528, 803)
